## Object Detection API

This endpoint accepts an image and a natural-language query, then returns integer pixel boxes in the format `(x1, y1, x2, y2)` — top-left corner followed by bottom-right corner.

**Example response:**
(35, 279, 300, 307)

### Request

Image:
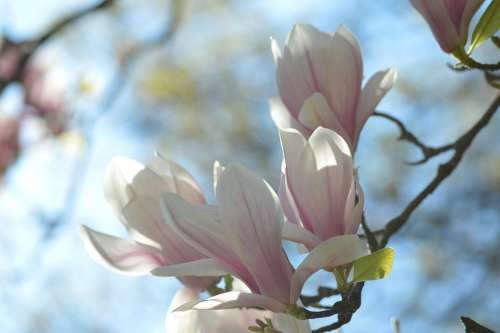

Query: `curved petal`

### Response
(298, 93, 352, 148)
(174, 291, 287, 314)
(151, 258, 228, 277)
(213, 160, 225, 194)
(290, 235, 367, 304)
(216, 163, 293, 303)
(151, 151, 206, 204)
(270, 97, 310, 136)
(283, 127, 355, 240)
(165, 288, 202, 333)
(459, 0, 485, 42)
(282, 222, 321, 249)
(355, 68, 397, 147)
(79, 225, 165, 275)
(161, 193, 258, 292)
(410, 0, 461, 52)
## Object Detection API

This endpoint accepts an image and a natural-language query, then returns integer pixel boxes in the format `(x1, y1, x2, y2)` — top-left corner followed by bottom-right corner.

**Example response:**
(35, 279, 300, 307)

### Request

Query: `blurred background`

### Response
(0, 0, 498, 332)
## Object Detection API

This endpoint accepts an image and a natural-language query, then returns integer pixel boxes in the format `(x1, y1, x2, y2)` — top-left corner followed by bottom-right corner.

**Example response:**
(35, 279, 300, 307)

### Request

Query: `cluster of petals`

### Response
(410, 0, 485, 53)
(270, 24, 396, 151)
(79, 22, 385, 332)
(155, 162, 366, 313)
(166, 282, 312, 332)
(279, 127, 364, 245)
(80, 152, 217, 291)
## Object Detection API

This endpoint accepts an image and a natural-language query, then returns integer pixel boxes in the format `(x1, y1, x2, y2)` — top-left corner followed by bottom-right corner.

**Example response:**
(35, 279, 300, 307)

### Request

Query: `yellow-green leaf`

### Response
(352, 248, 395, 282)
(469, 0, 500, 52)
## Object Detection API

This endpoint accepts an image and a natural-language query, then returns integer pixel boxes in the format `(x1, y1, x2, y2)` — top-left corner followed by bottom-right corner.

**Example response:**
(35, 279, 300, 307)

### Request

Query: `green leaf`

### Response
(352, 248, 395, 283)
(469, 0, 500, 52)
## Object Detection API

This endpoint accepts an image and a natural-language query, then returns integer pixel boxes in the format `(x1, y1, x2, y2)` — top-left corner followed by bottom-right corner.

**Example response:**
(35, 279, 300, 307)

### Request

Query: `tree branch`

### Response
(372, 111, 455, 165)
(379, 94, 500, 248)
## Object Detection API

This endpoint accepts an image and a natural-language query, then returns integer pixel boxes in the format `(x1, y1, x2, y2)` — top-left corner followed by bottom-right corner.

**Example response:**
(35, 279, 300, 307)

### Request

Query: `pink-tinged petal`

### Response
(323, 25, 363, 141)
(174, 291, 288, 313)
(79, 225, 165, 275)
(410, 0, 461, 52)
(282, 127, 355, 241)
(270, 97, 310, 136)
(216, 163, 293, 304)
(355, 68, 397, 147)
(298, 92, 353, 149)
(343, 177, 364, 235)
(282, 222, 321, 249)
(161, 193, 258, 292)
(290, 235, 367, 303)
(459, 0, 485, 42)
(276, 24, 326, 117)
(151, 151, 206, 204)
(279, 168, 301, 226)
(151, 258, 228, 277)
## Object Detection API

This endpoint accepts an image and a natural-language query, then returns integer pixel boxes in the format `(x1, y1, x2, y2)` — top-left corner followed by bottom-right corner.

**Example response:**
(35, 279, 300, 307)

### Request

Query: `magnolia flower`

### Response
(80, 153, 217, 290)
(154, 163, 366, 313)
(166, 281, 311, 333)
(410, 0, 485, 53)
(270, 24, 396, 151)
(279, 127, 364, 245)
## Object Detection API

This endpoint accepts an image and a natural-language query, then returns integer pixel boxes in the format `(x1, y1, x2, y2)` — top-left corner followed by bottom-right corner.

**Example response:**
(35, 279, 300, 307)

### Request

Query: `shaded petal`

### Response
(161, 193, 258, 292)
(270, 97, 310, 136)
(344, 177, 364, 235)
(355, 68, 397, 147)
(282, 222, 321, 249)
(165, 288, 202, 333)
(459, 0, 485, 42)
(290, 235, 366, 303)
(80, 225, 165, 275)
(410, 0, 461, 52)
(151, 258, 228, 277)
(298, 93, 352, 148)
(174, 291, 287, 313)
(151, 151, 206, 204)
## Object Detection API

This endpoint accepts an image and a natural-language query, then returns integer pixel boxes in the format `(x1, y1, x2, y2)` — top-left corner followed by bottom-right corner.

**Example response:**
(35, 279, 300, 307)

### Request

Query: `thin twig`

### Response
(372, 111, 454, 164)
(361, 213, 378, 252)
(379, 94, 500, 248)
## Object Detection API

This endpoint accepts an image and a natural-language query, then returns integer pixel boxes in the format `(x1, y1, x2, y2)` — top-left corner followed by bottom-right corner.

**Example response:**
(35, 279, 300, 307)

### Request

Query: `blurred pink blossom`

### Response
(0, 116, 21, 176)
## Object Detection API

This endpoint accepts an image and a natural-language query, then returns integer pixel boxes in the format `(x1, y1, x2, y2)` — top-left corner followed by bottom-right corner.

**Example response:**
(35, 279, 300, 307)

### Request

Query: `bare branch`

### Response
(379, 94, 500, 248)
(372, 111, 454, 164)
(460, 316, 495, 333)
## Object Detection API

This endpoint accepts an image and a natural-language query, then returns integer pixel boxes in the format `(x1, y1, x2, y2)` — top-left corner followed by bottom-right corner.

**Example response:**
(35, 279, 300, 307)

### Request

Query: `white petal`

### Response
(355, 68, 397, 146)
(165, 288, 202, 333)
(270, 37, 282, 63)
(298, 93, 351, 147)
(282, 222, 321, 249)
(151, 258, 228, 277)
(270, 97, 310, 135)
(174, 291, 287, 313)
(290, 235, 367, 303)
(79, 225, 164, 275)
(213, 160, 225, 194)
(216, 163, 293, 303)
(151, 151, 206, 204)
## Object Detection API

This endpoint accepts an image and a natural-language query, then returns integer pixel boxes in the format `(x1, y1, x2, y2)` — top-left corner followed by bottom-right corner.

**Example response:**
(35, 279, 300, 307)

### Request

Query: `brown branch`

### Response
(372, 111, 455, 164)
(0, 0, 115, 94)
(300, 286, 341, 307)
(379, 93, 500, 248)
(361, 213, 378, 252)
(461, 316, 495, 333)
